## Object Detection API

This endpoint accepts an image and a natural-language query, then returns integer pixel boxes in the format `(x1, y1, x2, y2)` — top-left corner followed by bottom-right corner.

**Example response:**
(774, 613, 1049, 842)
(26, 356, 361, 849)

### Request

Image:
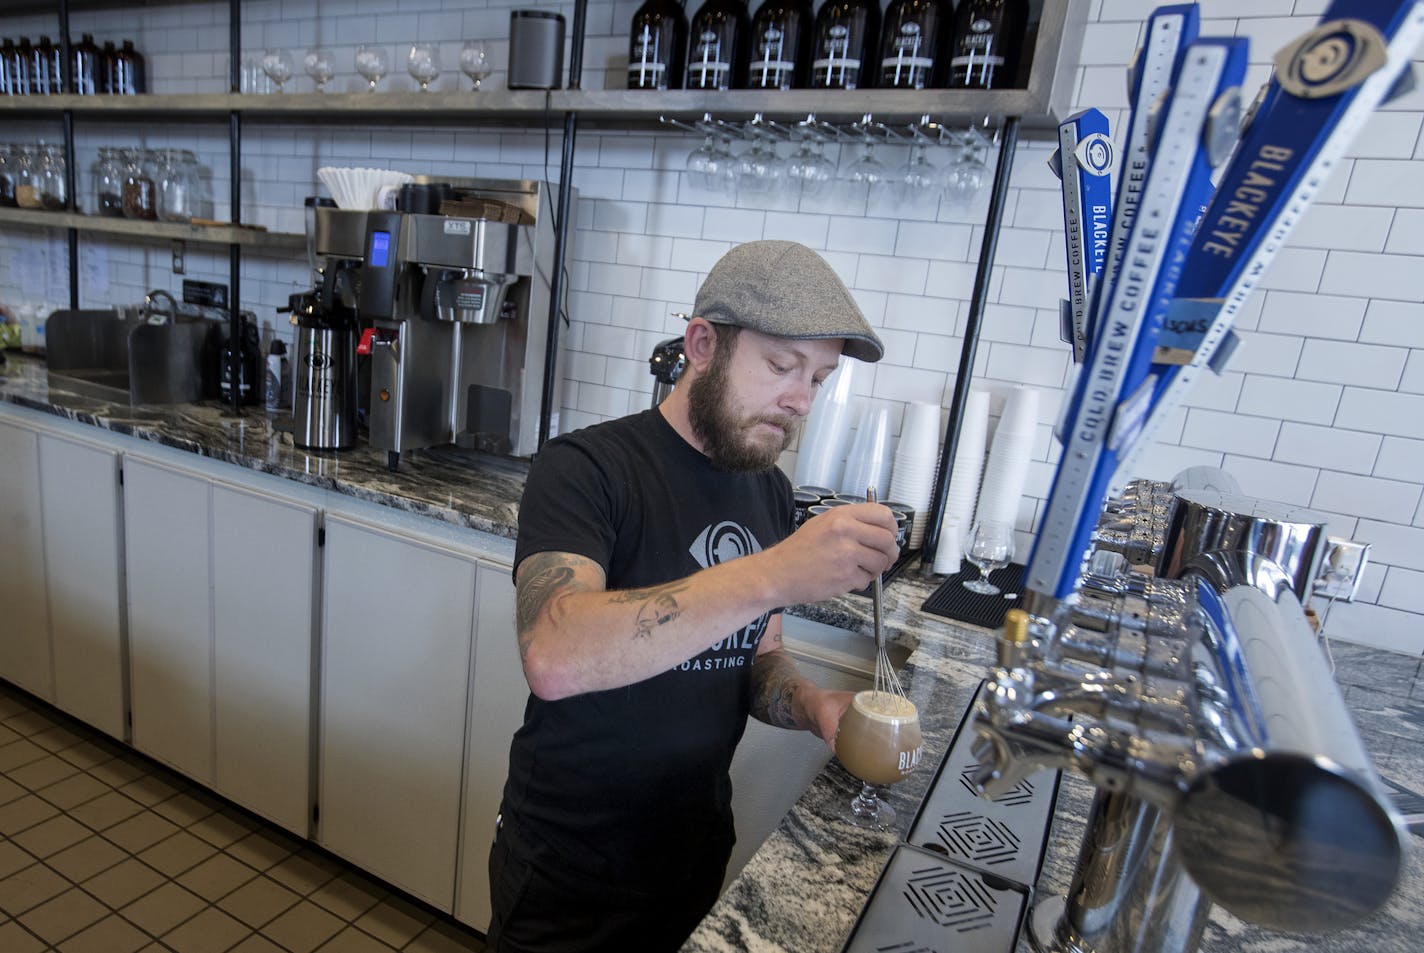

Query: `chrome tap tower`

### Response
(975, 3, 1424, 952)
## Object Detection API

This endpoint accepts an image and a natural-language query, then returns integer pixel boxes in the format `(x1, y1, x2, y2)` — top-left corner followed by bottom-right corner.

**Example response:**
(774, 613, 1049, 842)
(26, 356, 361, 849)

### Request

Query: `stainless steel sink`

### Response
(46, 308, 221, 405)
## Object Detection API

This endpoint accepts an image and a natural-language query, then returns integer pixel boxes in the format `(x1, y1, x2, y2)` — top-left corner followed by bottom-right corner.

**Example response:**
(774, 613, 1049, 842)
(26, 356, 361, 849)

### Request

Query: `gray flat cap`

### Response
(691, 241, 884, 363)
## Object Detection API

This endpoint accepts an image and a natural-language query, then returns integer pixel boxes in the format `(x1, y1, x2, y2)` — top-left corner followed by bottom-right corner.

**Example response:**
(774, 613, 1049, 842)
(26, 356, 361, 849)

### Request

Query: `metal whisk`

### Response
(867, 486, 906, 701)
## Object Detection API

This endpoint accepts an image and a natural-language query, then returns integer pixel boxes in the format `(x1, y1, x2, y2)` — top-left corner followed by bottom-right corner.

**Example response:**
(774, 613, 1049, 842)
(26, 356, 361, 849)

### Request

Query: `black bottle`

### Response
(685, 0, 750, 91)
(71, 33, 100, 94)
(0, 39, 15, 95)
(41, 35, 62, 93)
(29, 37, 54, 94)
(14, 38, 34, 95)
(100, 40, 117, 93)
(809, 0, 879, 90)
(879, 0, 947, 89)
(946, 0, 1028, 89)
(115, 39, 146, 94)
(745, 0, 812, 90)
(628, 0, 688, 90)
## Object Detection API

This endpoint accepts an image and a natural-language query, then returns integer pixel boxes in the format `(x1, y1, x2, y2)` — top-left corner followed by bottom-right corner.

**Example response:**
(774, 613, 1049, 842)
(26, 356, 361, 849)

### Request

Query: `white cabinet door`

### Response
(455, 559, 527, 931)
(212, 481, 318, 837)
(123, 456, 214, 782)
(39, 433, 124, 738)
(0, 420, 52, 699)
(319, 514, 476, 911)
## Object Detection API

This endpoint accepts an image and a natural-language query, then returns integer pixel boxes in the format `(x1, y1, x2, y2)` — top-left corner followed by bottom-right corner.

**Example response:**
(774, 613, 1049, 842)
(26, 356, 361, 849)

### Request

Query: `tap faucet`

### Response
(143, 290, 178, 324)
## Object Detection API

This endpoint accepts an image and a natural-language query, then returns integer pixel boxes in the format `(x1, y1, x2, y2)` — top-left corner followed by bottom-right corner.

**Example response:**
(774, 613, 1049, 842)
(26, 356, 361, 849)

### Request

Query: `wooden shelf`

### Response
(0, 207, 303, 249)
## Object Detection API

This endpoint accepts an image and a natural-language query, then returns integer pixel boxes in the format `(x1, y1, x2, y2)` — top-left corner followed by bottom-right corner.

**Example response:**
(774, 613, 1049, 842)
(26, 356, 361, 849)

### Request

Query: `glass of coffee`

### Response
(834, 689, 923, 829)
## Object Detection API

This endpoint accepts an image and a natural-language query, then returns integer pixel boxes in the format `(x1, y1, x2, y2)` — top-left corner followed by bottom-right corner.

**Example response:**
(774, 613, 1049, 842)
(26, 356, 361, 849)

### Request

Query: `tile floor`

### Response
(0, 680, 487, 953)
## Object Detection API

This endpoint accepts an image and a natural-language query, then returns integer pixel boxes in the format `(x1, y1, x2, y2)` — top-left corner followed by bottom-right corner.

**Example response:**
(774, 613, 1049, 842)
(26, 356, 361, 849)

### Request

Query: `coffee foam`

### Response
(853, 690, 918, 723)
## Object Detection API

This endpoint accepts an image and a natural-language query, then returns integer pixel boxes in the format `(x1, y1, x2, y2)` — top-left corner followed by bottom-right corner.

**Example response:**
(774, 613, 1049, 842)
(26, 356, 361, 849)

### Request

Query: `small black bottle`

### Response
(809, 0, 879, 89)
(628, 0, 688, 90)
(879, 0, 947, 89)
(946, 0, 1029, 90)
(115, 39, 146, 94)
(30, 37, 54, 94)
(100, 40, 117, 93)
(745, 0, 812, 90)
(14, 38, 35, 95)
(71, 33, 100, 94)
(220, 315, 262, 406)
(685, 0, 750, 91)
(0, 38, 15, 95)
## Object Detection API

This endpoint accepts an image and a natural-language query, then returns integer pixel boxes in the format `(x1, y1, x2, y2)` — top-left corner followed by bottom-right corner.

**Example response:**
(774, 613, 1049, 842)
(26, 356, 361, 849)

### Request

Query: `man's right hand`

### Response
(766, 502, 900, 606)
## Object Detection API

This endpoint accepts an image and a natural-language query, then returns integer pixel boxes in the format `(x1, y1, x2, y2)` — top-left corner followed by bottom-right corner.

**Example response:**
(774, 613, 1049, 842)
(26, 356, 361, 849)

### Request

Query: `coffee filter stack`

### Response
(973, 385, 1039, 533)
(932, 389, 991, 575)
(888, 401, 944, 549)
(317, 166, 414, 210)
(794, 361, 859, 490)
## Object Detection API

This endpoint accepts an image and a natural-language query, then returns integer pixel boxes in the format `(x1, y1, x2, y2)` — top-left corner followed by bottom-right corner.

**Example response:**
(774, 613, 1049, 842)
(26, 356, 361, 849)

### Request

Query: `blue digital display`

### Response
(368, 230, 391, 268)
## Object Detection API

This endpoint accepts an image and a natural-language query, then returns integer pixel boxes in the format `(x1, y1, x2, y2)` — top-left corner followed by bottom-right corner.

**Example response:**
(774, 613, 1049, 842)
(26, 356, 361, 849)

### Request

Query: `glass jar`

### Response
(13, 145, 43, 209)
(121, 147, 156, 219)
(37, 143, 66, 209)
(0, 146, 17, 207)
(157, 148, 194, 223)
(93, 147, 123, 216)
(181, 149, 210, 219)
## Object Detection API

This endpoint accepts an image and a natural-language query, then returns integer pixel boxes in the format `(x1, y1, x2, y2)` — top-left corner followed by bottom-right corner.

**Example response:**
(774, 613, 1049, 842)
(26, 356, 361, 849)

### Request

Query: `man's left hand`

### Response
(803, 687, 856, 751)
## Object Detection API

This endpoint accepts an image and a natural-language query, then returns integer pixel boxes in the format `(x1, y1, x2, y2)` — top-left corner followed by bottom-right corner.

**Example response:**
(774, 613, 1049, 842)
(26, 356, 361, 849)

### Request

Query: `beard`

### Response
(686, 345, 799, 473)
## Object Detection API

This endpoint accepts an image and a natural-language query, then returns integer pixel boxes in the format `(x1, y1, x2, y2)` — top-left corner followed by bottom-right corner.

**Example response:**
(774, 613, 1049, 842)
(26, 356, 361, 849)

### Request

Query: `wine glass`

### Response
(408, 42, 441, 92)
(963, 519, 1014, 595)
(355, 44, 388, 92)
(835, 690, 923, 829)
(732, 136, 783, 194)
(460, 41, 491, 91)
(260, 48, 294, 94)
(785, 136, 835, 199)
(303, 47, 335, 92)
(942, 125, 992, 208)
(840, 140, 889, 204)
(896, 143, 940, 206)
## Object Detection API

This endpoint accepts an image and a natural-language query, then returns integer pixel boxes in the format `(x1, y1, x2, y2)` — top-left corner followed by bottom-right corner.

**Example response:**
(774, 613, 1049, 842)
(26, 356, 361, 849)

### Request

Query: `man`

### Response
(488, 240, 900, 953)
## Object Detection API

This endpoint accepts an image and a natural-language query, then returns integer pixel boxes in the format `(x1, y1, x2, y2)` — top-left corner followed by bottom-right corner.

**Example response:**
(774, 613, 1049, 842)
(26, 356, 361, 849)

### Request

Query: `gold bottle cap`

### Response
(1003, 609, 1029, 644)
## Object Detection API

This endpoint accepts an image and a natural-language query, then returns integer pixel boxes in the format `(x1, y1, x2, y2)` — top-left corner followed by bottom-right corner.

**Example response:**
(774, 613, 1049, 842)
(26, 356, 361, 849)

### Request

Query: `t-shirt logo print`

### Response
(675, 521, 770, 674)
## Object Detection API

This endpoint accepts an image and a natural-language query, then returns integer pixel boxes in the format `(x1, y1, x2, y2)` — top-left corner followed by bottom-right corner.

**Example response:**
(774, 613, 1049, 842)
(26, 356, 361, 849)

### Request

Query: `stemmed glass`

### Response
(732, 135, 783, 194)
(836, 690, 923, 829)
(896, 143, 940, 206)
(685, 132, 734, 192)
(460, 42, 491, 91)
(355, 45, 389, 92)
(840, 140, 889, 203)
(942, 125, 992, 208)
(408, 43, 441, 92)
(260, 49, 294, 93)
(785, 136, 835, 199)
(963, 519, 1014, 595)
(303, 48, 335, 93)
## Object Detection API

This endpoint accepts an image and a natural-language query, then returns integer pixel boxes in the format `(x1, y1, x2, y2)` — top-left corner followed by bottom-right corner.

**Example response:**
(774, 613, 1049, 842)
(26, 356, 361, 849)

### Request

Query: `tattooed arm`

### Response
(515, 549, 786, 701)
(749, 615, 855, 748)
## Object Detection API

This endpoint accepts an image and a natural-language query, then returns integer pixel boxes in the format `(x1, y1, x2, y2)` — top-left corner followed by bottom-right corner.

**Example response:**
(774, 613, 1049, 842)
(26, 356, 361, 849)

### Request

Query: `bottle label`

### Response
(951, 54, 1005, 67)
(630, 25, 669, 88)
(690, 30, 730, 88)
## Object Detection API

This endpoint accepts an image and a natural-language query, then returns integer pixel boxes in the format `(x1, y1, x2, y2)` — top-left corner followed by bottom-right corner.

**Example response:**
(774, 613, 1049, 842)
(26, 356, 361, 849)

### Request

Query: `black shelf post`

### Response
(919, 116, 1022, 570)
(225, 0, 242, 416)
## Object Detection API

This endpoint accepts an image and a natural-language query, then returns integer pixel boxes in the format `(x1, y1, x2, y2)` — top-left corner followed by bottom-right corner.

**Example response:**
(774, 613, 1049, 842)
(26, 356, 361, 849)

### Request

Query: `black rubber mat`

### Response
(921, 563, 1027, 629)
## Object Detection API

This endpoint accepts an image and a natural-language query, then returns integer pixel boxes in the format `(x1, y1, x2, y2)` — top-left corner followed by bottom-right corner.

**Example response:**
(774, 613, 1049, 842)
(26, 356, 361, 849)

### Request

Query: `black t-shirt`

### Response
(503, 408, 794, 896)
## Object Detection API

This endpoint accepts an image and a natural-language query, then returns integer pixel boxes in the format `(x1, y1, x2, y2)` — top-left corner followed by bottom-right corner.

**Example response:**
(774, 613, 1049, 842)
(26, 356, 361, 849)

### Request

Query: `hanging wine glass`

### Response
(408, 43, 441, 92)
(460, 41, 491, 91)
(895, 143, 939, 206)
(839, 139, 889, 204)
(260, 48, 294, 94)
(732, 134, 784, 195)
(303, 48, 335, 93)
(942, 124, 993, 208)
(785, 136, 835, 200)
(355, 44, 389, 92)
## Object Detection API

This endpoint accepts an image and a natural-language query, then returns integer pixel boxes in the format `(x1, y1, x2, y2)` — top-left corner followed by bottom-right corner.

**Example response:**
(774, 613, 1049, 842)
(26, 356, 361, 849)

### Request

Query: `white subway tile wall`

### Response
(3, 0, 1423, 654)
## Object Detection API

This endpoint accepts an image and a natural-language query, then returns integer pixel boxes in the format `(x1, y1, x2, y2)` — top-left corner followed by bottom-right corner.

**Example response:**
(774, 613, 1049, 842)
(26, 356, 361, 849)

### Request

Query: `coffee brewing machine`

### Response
(311, 177, 572, 468)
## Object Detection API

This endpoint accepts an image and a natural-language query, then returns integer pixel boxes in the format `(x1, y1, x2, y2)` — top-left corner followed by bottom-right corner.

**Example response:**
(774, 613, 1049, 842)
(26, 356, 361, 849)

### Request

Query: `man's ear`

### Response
(683, 317, 720, 373)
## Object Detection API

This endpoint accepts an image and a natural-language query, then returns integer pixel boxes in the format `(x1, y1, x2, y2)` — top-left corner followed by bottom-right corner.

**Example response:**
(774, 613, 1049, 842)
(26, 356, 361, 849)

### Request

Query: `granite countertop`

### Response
(4, 350, 1421, 953)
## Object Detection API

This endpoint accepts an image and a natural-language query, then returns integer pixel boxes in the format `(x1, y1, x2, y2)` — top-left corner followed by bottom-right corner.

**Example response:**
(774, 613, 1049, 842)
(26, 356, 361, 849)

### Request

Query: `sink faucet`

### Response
(144, 290, 178, 323)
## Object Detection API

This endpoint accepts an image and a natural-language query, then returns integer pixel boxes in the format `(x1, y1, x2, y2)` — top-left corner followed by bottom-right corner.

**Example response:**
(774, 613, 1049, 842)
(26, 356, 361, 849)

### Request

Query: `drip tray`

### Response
(841, 682, 1061, 953)
(906, 681, 1061, 889)
(840, 844, 1030, 953)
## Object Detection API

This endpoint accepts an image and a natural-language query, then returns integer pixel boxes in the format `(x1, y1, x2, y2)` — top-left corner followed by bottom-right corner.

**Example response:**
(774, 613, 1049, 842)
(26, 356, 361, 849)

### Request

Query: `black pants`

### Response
(486, 819, 726, 953)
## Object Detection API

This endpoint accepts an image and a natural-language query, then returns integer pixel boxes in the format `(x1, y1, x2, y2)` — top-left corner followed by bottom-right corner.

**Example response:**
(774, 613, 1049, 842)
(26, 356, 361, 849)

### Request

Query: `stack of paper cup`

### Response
(974, 385, 1039, 531)
(794, 360, 859, 489)
(932, 517, 964, 575)
(933, 389, 991, 574)
(840, 401, 893, 498)
(889, 401, 943, 549)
